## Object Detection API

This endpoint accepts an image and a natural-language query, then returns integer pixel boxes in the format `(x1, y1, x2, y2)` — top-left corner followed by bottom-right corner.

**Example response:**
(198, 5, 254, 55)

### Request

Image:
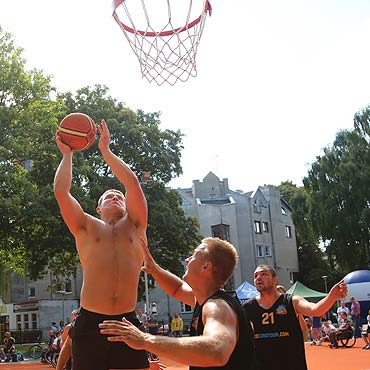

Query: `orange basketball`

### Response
(58, 113, 96, 151)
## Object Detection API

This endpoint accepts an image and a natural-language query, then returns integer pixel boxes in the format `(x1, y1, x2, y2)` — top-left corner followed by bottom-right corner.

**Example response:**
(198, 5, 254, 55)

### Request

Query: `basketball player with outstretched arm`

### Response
(54, 119, 149, 370)
(243, 264, 347, 370)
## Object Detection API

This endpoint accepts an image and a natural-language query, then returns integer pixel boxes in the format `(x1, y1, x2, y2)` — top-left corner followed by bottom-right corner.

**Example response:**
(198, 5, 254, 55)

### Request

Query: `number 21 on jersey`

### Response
(262, 312, 275, 325)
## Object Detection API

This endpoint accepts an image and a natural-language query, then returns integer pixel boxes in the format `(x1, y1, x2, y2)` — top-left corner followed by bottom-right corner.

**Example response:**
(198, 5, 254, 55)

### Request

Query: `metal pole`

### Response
(166, 294, 171, 321)
(62, 295, 65, 323)
(322, 275, 328, 293)
(322, 275, 328, 319)
(144, 273, 149, 314)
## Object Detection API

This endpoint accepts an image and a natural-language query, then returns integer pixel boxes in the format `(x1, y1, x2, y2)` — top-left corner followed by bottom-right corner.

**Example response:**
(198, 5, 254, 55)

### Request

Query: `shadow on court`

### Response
(0, 341, 369, 370)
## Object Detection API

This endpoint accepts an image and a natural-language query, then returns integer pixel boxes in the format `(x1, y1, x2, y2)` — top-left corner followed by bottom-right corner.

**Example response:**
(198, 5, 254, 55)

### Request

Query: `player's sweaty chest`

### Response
(92, 228, 138, 250)
(91, 223, 139, 256)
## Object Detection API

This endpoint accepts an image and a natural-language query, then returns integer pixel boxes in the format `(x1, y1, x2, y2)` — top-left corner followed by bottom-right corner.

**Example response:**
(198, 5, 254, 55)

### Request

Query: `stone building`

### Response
(178, 172, 298, 288)
(0, 270, 81, 341)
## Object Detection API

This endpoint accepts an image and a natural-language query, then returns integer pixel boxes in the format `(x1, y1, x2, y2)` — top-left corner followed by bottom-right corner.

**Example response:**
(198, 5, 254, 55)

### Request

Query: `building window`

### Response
(253, 201, 261, 213)
(16, 315, 21, 330)
(285, 225, 292, 238)
(262, 222, 269, 232)
(28, 287, 35, 298)
(65, 279, 72, 293)
(31, 313, 37, 329)
(254, 221, 261, 234)
(281, 207, 288, 215)
(181, 302, 193, 313)
(24, 314, 29, 330)
(56, 282, 63, 292)
(264, 245, 272, 257)
(211, 224, 230, 241)
(256, 245, 264, 257)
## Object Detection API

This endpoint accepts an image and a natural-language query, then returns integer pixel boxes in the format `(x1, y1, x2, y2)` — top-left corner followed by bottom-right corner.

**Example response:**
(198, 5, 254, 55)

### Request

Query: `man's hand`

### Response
(98, 119, 110, 153)
(55, 131, 72, 154)
(99, 318, 149, 350)
(149, 358, 167, 370)
(329, 280, 347, 300)
(140, 237, 158, 275)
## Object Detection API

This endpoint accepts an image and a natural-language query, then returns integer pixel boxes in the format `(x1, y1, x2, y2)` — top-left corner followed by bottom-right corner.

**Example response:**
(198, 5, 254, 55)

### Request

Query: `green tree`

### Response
(278, 182, 331, 291)
(0, 25, 65, 283)
(303, 108, 370, 274)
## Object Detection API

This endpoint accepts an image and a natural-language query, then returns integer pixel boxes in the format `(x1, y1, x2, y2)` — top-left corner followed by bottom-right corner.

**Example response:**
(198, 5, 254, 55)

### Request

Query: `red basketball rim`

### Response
(112, 0, 212, 37)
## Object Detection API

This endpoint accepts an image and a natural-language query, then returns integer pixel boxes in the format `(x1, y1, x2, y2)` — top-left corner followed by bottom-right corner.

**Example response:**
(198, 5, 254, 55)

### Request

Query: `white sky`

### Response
(1, 0, 370, 191)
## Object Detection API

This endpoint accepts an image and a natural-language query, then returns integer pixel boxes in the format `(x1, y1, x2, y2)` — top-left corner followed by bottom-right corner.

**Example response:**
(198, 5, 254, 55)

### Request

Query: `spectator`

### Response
(305, 317, 312, 342)
(0, 331, 16, 362)
(329, 312, 351, 348)
(56, 309, 78, 370)
(50, 322, 59, 332)
(350, 297, 361, 338)
(171, 313, 184, 337)
(137, 307, 148, 332)
(52, 331, 62, 352)
(148, 313, 159, 335)
(41, 330, 56, 363)
(361, 309, 370, 349)
(59, 320, 65, 332)
(310, 316, 322, 345)
(318, 320, 336, 346)
(337, 301, 350, 320)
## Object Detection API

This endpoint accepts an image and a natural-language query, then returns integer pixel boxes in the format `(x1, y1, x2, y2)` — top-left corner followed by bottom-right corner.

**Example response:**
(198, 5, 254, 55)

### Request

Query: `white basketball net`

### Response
(112, 0, 212, 86)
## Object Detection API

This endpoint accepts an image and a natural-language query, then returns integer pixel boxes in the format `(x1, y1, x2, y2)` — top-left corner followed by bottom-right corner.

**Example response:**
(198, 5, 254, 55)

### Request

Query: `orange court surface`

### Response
(0, 341, 369, 370)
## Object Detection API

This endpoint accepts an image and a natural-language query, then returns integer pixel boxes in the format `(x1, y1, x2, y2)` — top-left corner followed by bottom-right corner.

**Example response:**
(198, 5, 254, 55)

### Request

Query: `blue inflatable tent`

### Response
(235, 281, 258, 303)
(344, 270, 370, 324)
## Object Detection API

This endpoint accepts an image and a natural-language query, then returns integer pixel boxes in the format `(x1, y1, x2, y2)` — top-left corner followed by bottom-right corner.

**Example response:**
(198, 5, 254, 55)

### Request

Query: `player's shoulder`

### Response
(79, 213, 104, 232)
(203, 297, 236, 316)
(202, 299, 238, 327)
(242, 297, 258, 309)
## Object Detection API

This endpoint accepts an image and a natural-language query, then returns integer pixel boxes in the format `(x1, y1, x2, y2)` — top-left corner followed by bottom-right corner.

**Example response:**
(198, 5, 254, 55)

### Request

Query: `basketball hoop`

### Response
(112, 0, 212, 86)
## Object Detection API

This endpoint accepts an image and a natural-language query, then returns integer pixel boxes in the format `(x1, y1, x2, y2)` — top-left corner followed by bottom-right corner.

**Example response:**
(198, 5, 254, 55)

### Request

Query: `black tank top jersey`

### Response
(243, 293, 307, 370)
(190, 290, 256, 370)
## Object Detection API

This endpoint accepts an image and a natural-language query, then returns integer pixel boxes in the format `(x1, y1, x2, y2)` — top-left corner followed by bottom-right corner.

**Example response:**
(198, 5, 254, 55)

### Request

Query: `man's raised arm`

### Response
(98, 120, 147, 230)
(140, 238, 196, 307)
(54, 133, 87, 236)
(293, 279, 348, 317)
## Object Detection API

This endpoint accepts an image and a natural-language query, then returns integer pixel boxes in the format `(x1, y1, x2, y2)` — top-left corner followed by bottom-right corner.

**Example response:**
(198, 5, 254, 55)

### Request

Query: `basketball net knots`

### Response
(112, 0, 212, 86)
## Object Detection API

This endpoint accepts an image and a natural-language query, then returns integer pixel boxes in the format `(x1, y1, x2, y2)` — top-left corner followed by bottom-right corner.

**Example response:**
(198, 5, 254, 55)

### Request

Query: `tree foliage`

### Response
(0, 27, 201, 290)
(0, 25, 64, 280)
(278, 181, 332, 291)
(303, 110, 370, 274)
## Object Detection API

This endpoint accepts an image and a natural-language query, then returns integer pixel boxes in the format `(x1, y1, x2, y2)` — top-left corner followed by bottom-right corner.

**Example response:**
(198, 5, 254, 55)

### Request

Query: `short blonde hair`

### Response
(202, 237, 238, 285)
(98, 189, 125, 207)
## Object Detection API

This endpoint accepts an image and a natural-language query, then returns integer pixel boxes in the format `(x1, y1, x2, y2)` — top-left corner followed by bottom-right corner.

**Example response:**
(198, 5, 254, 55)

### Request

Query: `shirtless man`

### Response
(54, 119, 149, 370)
